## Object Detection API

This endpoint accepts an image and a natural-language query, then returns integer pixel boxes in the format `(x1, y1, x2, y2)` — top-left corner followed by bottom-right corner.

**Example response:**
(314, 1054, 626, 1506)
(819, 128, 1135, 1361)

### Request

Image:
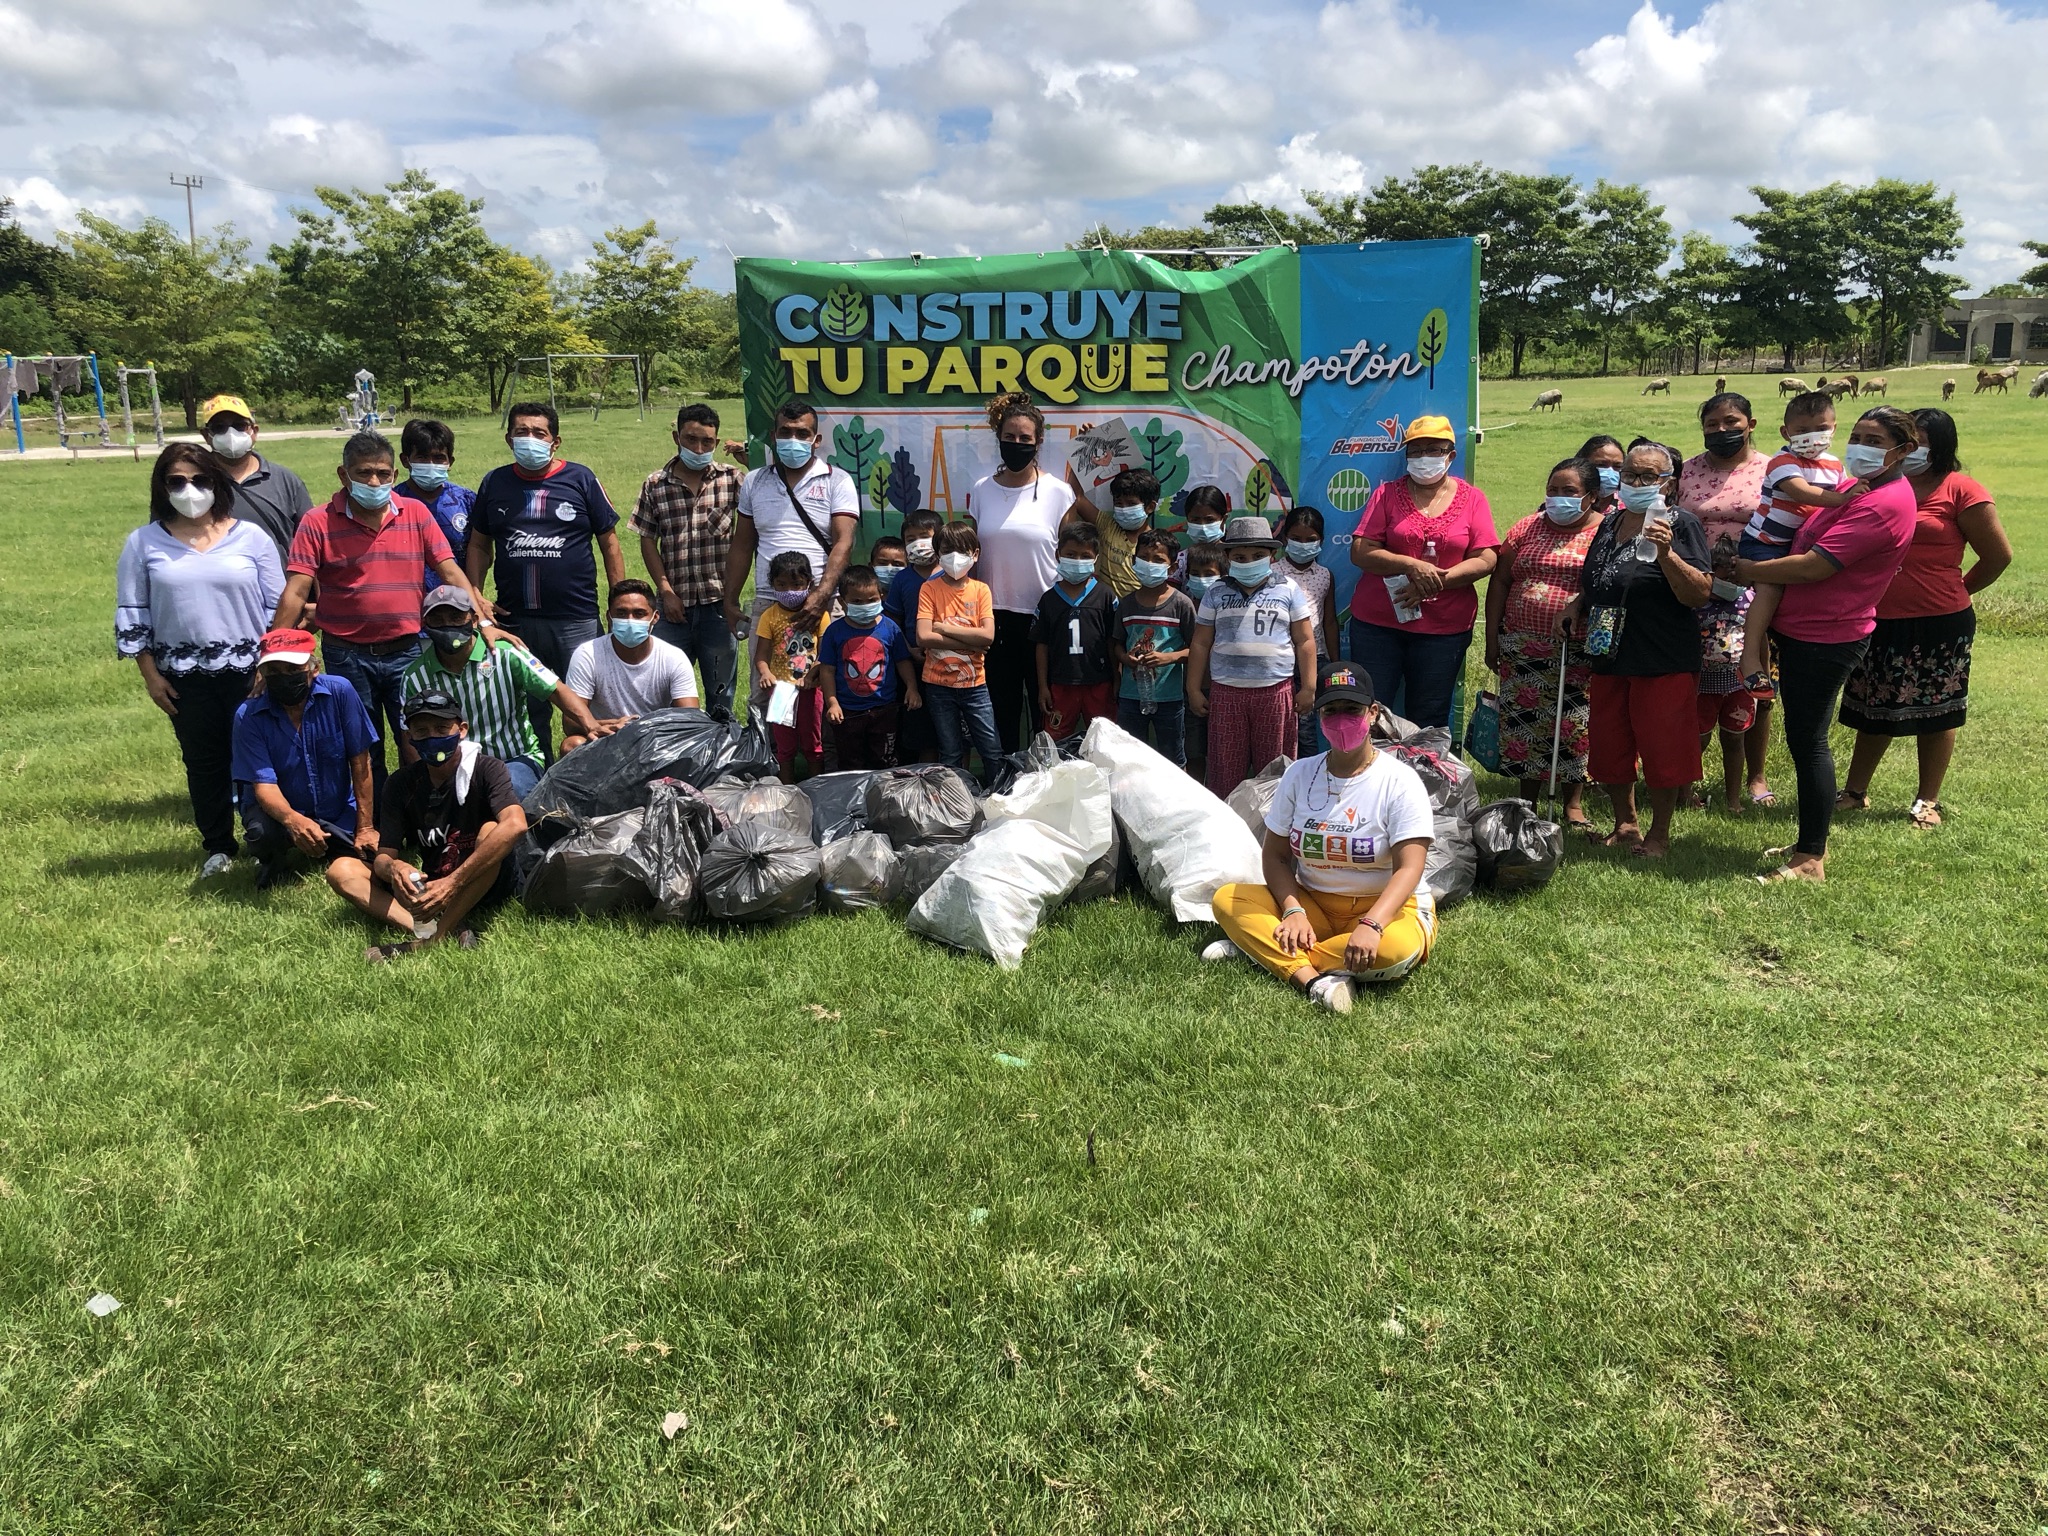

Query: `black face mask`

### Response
(428, 624, 475, 654)
(1704, 428, 1748, 458)
(268, 670, 312, 705)
(998, 440, 1038, 472)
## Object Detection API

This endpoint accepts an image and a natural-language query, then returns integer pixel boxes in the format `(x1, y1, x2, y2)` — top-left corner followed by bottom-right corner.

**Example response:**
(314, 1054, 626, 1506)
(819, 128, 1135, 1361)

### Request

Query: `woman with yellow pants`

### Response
(1205, 660, 1437, 1012)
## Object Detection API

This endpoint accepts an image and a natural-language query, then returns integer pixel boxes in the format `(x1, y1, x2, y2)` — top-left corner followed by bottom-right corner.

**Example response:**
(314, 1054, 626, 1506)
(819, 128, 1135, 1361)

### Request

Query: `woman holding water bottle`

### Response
(1348, 416, 1499, 729)
(1561, 439, 1713, 858)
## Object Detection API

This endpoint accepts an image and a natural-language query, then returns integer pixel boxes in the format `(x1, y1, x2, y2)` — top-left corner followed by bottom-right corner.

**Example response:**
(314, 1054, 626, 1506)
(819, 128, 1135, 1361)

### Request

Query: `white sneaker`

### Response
(1200, 938, 1242, 963)
(200, 853, 233, 879)
(1307, 974, 1356, 1014)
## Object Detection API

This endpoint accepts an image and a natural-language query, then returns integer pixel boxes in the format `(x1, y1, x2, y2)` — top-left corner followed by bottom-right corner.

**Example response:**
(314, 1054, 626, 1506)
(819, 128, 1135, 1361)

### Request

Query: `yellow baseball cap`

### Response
(200, 394, 253, 425)
(1402, 414, 1456, 445)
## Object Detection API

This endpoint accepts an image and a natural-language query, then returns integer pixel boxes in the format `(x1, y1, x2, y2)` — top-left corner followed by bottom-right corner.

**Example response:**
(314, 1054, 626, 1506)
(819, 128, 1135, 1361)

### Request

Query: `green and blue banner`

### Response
(735, 239, 1478, 610)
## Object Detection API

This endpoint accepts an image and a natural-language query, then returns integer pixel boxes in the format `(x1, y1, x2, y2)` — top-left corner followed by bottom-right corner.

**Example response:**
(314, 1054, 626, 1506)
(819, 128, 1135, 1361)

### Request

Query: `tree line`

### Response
(0, 172, 738, 427)
(1086, 165, 1974, 378)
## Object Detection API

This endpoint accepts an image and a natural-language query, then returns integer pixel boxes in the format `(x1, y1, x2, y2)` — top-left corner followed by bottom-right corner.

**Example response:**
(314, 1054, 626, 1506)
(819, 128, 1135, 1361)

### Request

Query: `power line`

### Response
(169, 174, 203, 251)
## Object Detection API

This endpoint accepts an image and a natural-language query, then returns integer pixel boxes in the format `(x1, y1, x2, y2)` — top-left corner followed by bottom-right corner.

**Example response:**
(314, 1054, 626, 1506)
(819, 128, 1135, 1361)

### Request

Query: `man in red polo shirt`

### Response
(273, 428, 485, 800)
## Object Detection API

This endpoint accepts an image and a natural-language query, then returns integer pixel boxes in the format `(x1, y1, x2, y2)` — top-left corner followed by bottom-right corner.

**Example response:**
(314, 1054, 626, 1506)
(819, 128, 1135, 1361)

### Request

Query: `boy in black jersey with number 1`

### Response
(1033, 522, 1118, 737)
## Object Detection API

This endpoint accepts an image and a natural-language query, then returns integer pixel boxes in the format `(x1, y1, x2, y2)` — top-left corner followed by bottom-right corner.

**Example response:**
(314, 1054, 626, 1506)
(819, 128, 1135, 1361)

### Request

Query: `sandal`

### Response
(1748, 786, 1777, 808)
(1835, 788, 1870, 811)
(1742, 671, 1776, 700)
(1908, 798, 1943, 829)
(1602, 827, 1644, 851)
(364, 941, 417, 964)
(1564, 813, 1596, 832)
(1754, 846, 1824, 885)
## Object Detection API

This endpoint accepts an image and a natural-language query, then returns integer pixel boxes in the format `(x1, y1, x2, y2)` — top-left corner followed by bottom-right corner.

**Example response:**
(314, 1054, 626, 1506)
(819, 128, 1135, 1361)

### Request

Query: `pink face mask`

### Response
(1321, 711, 1372, 751)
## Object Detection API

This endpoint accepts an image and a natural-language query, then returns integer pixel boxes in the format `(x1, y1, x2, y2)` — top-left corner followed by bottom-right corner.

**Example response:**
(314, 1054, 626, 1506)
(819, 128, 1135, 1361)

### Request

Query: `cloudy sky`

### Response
(4, 0, 2046, 292)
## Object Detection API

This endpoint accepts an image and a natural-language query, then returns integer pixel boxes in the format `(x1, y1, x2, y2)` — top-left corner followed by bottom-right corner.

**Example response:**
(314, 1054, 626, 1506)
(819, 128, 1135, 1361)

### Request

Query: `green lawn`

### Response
(1, 371, 2044, 1533)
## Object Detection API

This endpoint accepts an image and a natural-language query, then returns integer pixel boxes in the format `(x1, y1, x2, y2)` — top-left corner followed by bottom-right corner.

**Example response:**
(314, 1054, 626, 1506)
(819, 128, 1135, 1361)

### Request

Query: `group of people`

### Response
(114, 379, 2008, 986)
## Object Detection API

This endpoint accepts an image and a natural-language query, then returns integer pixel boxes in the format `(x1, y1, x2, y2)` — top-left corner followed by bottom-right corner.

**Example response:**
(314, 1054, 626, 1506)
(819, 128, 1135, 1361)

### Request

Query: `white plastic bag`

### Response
(908, 760, 1112, 969)
(1082, 717, 1263, 923)
(765, 681, 799, 727)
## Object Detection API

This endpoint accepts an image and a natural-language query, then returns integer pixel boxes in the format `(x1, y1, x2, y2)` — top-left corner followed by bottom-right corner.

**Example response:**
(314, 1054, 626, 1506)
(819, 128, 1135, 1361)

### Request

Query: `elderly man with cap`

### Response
(1347, 413, 1499, 730)
(230, 628, 380, 891)
(401, 584, 598, 800)
(1184, 513, 1317, 796)
(1205, 659, 1438, 1013)
(199, 394, 315, 561)
(325, 686, 530, 962)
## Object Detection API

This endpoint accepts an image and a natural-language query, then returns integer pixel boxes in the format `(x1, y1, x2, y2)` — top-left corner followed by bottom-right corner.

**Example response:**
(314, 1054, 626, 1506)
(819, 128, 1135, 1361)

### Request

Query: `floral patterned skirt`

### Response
(1839, 607, 1974, 735)
(1497, 629, 1592, 784)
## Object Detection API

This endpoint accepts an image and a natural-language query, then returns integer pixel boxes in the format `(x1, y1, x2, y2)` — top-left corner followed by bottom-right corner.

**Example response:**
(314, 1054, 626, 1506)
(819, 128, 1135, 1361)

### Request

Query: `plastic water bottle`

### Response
(1634, 499, 1668, 563)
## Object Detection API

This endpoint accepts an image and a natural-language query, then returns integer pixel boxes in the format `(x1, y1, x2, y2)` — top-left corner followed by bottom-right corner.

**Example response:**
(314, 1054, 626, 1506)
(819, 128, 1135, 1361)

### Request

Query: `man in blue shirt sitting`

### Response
(231, 628, 381, 890)
(400, 418, 477, 591)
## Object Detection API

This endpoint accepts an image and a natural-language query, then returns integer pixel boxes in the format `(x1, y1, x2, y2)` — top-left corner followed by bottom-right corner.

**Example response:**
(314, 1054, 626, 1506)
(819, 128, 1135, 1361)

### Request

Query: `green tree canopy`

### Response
(573, 222, 725, 399)
(1732, 185, 1852, 370)
(454, 247, 594, 412)
(1840, 179, 1962, 367)
(1579, 179, 1673, 375)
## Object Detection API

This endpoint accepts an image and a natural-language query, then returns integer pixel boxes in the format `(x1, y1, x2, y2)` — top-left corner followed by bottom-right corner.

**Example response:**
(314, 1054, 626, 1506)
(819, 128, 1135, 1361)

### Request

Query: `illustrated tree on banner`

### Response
(1416, 308, 1449, 389)
(829, 415, 887, 549)
(1243, 459, 1291, 516)
(885, 449, 922, 516)
(1135, 418, 1193, 522)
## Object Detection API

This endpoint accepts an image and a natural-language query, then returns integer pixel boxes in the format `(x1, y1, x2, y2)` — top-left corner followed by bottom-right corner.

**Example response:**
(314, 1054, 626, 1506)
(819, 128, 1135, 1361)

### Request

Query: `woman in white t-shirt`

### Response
(966, 391, 1078, 752)
(1207, 660, 1437, 1013)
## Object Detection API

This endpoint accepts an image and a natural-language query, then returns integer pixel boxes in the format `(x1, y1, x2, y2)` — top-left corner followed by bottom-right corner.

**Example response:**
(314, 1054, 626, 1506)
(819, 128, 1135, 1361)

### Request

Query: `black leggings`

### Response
(1775, 631, 1869, 856)
(985, 610, 1041, 754)
(165, 667, 256, 856)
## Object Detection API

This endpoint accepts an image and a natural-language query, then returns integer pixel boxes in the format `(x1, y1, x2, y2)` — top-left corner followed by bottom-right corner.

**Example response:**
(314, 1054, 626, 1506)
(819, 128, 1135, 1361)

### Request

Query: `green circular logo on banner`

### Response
(1326, 468, 1370, 513)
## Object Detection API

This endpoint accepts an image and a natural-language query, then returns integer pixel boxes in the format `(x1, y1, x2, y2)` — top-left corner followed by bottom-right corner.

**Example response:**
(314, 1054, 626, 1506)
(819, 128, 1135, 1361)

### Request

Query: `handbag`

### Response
(1463, 689, 1502, 773)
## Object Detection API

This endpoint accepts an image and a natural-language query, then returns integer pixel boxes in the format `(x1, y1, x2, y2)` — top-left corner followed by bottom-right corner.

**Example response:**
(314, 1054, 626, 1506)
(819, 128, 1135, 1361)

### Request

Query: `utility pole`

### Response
(170, 174, 204, 251)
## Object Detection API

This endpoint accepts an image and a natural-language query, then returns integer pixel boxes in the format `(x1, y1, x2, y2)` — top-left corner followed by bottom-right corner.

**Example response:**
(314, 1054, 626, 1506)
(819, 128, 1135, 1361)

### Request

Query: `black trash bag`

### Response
(1422, 811, 1478, 908)
(865, 765, 982, 847)
(701, 776, 813, 838)
(1225, 755, 1290, 840)
(820, 831, 900, 913)
(520, 808, 655, 916)
(524, 708, 776, 821)
(986, 731, 1084, 796)
(698, 821, 821, 923)
(1471, 797, 1564, 893)
(802, 771, 877, 844)
(1067, 813, 1123, 904)
(635, 779, 723, 922)
(1370, 704, 1425, 744)
(1382, 729, 1480, 821)
(894, 841, 967, 904)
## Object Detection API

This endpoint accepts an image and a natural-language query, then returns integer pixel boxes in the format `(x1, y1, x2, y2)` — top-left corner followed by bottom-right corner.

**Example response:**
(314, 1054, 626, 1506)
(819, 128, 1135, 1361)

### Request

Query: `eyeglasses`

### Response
(1619, 469, 1667, 485)
(165, 475, 213, 492)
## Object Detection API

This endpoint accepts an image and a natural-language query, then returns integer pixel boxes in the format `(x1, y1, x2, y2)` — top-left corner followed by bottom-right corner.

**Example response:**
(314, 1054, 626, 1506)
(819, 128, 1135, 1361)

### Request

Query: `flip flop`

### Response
(1908, 798, 1943, 829)
(1756, 863, 1824, 885)
(1748, 787, 1777, 808)
(1601, 828, 1644, 851)
(1835, 789, 1870, 811)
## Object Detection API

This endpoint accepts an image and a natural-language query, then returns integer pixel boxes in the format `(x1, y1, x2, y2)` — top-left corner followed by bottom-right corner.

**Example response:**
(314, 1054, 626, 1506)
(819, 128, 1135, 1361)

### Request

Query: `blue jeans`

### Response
(925, 683, 1002, 785)
(502, 756, 542, 803)
(1349, 619, 1471, 731)
(506, 615, 602, 759)
(322, 635, 422, 804)
(1116, 695, 1186, 768)
(655, 602, 737, 718)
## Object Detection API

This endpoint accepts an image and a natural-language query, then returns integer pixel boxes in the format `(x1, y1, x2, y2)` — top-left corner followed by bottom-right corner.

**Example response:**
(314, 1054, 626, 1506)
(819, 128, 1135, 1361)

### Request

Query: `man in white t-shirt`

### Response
(561, 580, 699, 750)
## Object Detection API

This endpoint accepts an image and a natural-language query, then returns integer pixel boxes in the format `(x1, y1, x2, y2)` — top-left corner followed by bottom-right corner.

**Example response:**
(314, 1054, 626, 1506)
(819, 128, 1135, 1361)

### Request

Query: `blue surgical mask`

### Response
(1186, 521, 1223, 543)
(1133, 558, 1170, 588)
(676, 446, 715, 471)
(871, 563, 904, 584)
(413, 731, 462, 766)
(1112, 503, 1150, 530)
(1058, 557, 1096, 583)
(610, 617, 652, 647)
(1842, 442, 1892, 479)
(510, 435, 553, 471)
(1231, 556, 1271, 586)
(1618, 482, 1664, 514)
(774, 587, 808, 608)
(1186, 575, 1220, 599)
(1596, 466, 1620, 495)
(845, 600, 884, 625)
(1900, 447, 1930, 475)
(1284, 539, 1321, 565)
(1543, 495, 1586, 525)
(774, 437, 813, 469)
(348, 479, 392, 511)
(408, 463, 450, 490)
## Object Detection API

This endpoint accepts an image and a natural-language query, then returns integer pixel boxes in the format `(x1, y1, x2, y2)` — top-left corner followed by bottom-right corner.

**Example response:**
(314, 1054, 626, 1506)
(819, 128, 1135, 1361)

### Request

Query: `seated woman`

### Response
(1205, 660, 1437, 1014)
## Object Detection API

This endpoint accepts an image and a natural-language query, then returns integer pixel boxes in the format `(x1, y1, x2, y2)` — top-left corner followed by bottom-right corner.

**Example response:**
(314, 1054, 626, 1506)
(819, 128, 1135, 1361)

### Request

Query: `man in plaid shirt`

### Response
(632, 403, 746, 715)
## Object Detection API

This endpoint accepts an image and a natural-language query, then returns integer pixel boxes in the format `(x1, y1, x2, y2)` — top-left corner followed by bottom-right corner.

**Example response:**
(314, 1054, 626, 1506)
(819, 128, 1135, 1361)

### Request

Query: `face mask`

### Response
(676, 445, 715, 471)
(427, 624, 474, 654)
(845, 600, 884, 625)
(1321, 711, 1372, 752)
(1596, 466, 1620, 495)
(1704, 428, 1748, 458)
(1186, 521, 1223, 543)
(510, 435, 554, 471)
(1900, 446, 1931, 475)
(1112, 503, 1150, 530)
(167, 483, 216, 519)
(773, 436, 813, 470)
(871, 563, 904, 584)
(939, 552, 974, 579)
(408, 463, 450, 490)
(907, 538, 935, 563)
(267, 670, 312, 705)
(1842, 442, 1893, 479)
(610, 617, 652, 647)
(1407, 455, 1450, 485)
(1543, 495, 1586, 525)
(1231, 556, 1271, 587)
(1785, 429, 1833, 459)
(208, 428, 253, 459)
(998, 440, 1038, 472)
(348, 479, 392, 511)
(413, 731, 462, 766)
(1285, 539, 1321, 565)
(1133, 559, 1170, 588)
(773, 587, 809, 608)
(1186, 575, 1220, 599)
(1058, 557, 1096, 583)
(1618, 482, 1664, 514)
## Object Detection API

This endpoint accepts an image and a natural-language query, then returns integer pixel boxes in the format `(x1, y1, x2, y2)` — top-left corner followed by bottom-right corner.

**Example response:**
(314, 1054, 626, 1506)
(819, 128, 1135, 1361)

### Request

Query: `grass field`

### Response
(2, 370, 2044, 1533)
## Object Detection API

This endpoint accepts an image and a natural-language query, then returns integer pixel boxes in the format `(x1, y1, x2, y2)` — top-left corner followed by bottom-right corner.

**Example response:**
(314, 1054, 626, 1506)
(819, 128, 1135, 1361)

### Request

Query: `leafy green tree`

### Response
(2, 197, 66, 307)
(454, 246, 592, 411)
(1656, 232, 1739, 374)
(0, 291, 68, 354)
(1305, 163, 1498, 242)
(57, 213, 270, 427)
(575, 222, 727, 399)
(1732, 186, 1852, 371)
(271, 170, 493, 409)
(1579, 180, 1672, 375)
(2019, 241, 2048, 291)
(1840, 179, 1962, 367)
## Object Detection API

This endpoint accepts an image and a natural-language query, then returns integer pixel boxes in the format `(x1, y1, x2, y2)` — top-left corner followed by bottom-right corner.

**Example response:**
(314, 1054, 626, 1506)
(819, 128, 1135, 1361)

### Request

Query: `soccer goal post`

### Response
(506, 354, 645, 422)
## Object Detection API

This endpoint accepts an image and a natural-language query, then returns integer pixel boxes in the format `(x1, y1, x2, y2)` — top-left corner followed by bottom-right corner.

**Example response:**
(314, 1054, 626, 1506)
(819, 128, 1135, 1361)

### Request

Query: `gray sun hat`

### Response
(1220, 514, 1280, 550)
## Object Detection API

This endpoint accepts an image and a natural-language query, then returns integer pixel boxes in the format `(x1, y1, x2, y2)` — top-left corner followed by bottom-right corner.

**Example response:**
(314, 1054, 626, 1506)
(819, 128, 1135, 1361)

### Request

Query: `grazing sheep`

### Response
(1978, 365, 2019, 394)
(1715, 375, 1726, 392)
(1641, 377, 1671, 396)
(1779, 377, 1808, 396)
(1942, 379, 1955, 400)
(1816, 375, 1829, 388)
(2001, 363, 2022, 387)
(1975, 369, 1998, 393)
(1841, 374, 1860, 396)
(1824, 379, 1856, 401)
(1531, 389, 1563, 411)
(1860, 377, 1887, 397)
(2030, 370, 2048, 399)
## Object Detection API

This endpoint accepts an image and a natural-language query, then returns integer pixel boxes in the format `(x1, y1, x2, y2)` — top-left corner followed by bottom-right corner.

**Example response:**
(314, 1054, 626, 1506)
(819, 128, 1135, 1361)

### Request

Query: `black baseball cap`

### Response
(1315, 659, 1376, 710)
(404, 687, 464, 726)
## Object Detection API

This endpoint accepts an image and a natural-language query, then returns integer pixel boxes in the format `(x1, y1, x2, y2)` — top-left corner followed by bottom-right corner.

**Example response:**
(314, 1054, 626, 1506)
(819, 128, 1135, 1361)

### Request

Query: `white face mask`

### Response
(1785, 429, 1833, 458)
(906, 538, 935, 562)
(207, 427, 253, 459)
(939, 552, 974, 578)
(1617, 482, 1664, 514)
(1900, 446, 1931, 475)
(168, 484, 216, 519)
(1841, 442, 1893, 479)
(1407, 455, 1450, 485)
